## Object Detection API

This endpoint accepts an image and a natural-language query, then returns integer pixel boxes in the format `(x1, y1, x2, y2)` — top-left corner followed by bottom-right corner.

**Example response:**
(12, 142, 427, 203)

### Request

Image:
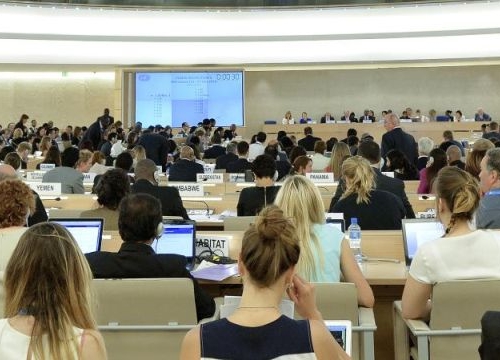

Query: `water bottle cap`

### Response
(351, 218, 358, 224)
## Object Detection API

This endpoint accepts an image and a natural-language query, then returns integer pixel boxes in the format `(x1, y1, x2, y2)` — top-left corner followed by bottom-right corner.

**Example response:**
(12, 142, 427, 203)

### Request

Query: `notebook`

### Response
(402, 218, 444, 266)
(50, 218, 103, 254)
(324, 320, 352, 356)
(152, 219, 196, 270)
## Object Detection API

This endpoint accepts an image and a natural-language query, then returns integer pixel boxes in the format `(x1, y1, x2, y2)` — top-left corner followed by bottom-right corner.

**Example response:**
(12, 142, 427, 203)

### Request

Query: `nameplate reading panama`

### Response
(306, 172, 335, 183)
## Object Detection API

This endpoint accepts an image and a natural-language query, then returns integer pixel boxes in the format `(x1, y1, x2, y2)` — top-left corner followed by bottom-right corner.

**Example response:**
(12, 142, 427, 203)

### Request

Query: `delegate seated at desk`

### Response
(86, 193, 215, 322)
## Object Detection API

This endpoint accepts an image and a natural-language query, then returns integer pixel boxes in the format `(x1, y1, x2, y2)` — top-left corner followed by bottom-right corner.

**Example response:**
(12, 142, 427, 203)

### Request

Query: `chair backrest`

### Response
(313, 283, 359, 325)
(93, 278, 197, 325)
(223, 216, 255, 231)
(429, 279, 500, 360)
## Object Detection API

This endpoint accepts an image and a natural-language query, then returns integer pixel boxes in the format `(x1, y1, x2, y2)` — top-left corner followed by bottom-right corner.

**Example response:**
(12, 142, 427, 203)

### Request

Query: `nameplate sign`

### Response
(337, 120, 347, 124)
(228, 173, 246, 182)
(29, 182, 61, 196)
(39, 163, 55, 171)
(306, 172, 335, 183)
(382, 171, 395, 178)
(197, 173, 224, 183)
(83, 172, 97, 183)
(195, 235, 230, 257)
(362, 120, 372, 124)
(203, 164, 215, 174)
(26, 171, 45, 182)
(400, 119, 412, 123)
(171, 183, 204, 197)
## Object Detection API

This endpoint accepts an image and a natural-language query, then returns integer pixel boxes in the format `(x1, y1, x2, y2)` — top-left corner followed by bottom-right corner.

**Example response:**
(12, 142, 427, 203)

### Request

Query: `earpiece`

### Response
(273, 170, 279, 182)
(156, 222, 164, 239)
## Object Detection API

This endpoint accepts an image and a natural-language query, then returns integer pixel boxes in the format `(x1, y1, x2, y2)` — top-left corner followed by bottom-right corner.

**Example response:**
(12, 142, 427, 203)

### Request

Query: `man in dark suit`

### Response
(169, 146, 204, 182)
(80, 115, 110, 151)
(381, 113, 418, 167)
(131, 159, 189, 219)
(85, 193, 214, 321)
(297, 126, 322, 152)
(203, 133, 226, 160)
(329, 140, 415, 218)
(359, 109, 375, 122)
(320, 112, 335, 123)
(226, 141, 252, 173)
(97, 108, 114, 125)
(215, 141, 238, 170)
(223, 124, 238, 141)
(137, 129, 169, 167)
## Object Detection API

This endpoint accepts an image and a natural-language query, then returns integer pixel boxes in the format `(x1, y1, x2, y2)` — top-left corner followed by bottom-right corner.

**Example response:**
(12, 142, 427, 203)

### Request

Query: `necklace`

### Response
(237, 306, 279, 310)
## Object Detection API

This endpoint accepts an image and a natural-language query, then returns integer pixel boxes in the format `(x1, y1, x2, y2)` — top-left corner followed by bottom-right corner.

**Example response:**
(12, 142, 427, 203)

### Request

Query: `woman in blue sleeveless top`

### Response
(180, 205, 349, 360)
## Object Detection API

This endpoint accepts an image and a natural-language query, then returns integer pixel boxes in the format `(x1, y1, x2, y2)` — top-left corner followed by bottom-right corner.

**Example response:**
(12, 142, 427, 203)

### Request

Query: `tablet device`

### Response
(324, 320, 352, 355)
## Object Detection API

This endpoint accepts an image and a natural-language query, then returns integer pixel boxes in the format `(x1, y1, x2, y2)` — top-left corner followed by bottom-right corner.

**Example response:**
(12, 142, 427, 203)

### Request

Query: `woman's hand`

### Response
(287, 274, 322, 320)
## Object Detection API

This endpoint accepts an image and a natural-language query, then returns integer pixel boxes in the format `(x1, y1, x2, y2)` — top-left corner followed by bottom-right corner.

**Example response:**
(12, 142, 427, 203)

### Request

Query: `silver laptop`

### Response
(402, 219, 444, 266)
(152, 219, 196, 270)
(50, 218, 103, 254)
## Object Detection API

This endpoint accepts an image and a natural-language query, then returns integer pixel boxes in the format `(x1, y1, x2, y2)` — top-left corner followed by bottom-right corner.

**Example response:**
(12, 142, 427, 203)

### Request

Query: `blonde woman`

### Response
(132, 145, 147, 170)
(282, 110, 294, 125)
(0, 222, 107, 359)
(274, 176, 374, 307)
(325, 142, 351, 180)
(332, 156, 405, 230)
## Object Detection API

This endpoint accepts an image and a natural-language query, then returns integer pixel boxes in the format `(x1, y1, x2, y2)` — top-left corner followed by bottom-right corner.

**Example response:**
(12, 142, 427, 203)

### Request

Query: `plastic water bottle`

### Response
(348, 218, 363, 264)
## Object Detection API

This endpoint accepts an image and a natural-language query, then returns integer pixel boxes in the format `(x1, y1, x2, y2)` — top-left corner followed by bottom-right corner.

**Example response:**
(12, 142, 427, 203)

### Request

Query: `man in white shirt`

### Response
(248, 132, 266, 162)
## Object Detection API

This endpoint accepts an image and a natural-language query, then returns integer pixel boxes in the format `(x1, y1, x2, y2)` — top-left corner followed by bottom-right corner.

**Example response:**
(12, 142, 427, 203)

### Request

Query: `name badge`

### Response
(26, 171, 45, 182)
(306, 172, 335, 183)
(29, 182, 62, 196)
(197, 173, 224, 183)
(171, 183, 204, 197)
(381, 171, 395, 178)
(228, 173, 246, 182)
(39, 163, 55, 171)
(196, 235, 230, 257)
(203, 164, 215, 174)
(83, 172, 97, 183)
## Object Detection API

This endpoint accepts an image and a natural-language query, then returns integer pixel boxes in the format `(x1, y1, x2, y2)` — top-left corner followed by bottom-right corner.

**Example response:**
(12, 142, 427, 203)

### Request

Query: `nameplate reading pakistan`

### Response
(171, 183, 204, 197)
(197, 173, 224, 184)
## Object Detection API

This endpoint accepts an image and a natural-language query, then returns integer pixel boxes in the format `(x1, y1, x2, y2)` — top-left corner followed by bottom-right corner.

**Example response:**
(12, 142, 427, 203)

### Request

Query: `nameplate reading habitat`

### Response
(196, 235, 230, 257)
(306, 172, 335, 183)
(171, 183, 204, 197)
(197, 173, 224, 184)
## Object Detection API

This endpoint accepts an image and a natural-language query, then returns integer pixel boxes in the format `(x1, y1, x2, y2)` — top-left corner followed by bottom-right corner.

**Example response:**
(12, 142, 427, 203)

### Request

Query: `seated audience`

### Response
(248, 132, 266, 161)
(0, 179, 35, 271)
(440, 130, 465, 156)
(483, 121, 500, 143)
(0, 222, 107, 359)
(311, 140, 330, 171)
(446, 145, 465, 170)
(131, 159, 189, 220)
(288, 145, 307, 165)
(417, 148, 447, 194)
(417, 137, 434, 171)
(36, 145, 61, 169)
(15, 141, 31, 169)
(132, 144, 147, 170)
(477, 148, 500, 229)
(42, 148, 92, 194)
(88, 151, 108, 175)
(3, 152, 22, 171)
(329, 140, 415, 218)
(203, 133, 226, 159)
(274, 176, 374, 306)
(325, 142, 350, 179)
(226, 141, 252, 173)
(290, 155, 313, 176)
(297, 126, 321, 151)
(332, 156, 405, 230)
(401, 166, 500, 319)
(169, 146, 204, 182)
(215, 141, 238, 170)
(181, 205, 350, 360)
(385, 149, 419, 180)
(81, 169, 130, 231)
(237, 155, 280, 216)
(466, 138, 495, 179)
(264, 144, 290, 181)
(86, 193, 215, 322)
(223, 124, 238, 141)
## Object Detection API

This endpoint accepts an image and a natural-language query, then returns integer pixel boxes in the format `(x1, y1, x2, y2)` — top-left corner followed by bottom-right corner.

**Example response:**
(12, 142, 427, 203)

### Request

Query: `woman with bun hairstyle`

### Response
(0, 222, 107, 359)
(181, 205, 349, 360)
(402, 167, 500, 319)
(275, 175, 374, 307)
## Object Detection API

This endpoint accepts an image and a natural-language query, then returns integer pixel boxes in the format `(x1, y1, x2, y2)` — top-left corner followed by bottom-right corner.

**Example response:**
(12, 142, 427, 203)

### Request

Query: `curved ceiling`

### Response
(0, 1, 499, 66)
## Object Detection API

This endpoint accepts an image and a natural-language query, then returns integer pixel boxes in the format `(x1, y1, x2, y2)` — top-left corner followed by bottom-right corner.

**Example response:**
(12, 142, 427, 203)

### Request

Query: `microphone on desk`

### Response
(183, 200, 211, 219)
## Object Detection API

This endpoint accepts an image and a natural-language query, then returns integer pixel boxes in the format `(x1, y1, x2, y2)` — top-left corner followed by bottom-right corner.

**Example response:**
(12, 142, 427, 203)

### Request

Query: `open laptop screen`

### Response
(152, 219, 196, 262)
(324, 320, 352, 356)
(402, 219, 444, 266)
(50, 218, 103, 254)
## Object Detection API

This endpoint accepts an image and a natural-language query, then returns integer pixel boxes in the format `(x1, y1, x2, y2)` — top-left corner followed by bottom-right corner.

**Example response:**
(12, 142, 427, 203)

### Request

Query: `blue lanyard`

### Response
(486, 189, 500, 196)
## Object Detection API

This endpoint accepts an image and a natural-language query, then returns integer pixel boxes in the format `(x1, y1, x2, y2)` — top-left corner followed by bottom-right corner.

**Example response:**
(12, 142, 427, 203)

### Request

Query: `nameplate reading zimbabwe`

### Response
(171, 183, 204, 197)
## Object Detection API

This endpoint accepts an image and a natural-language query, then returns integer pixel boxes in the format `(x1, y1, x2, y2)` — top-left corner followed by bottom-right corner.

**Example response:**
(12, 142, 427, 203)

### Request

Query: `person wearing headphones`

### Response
(85, 193, 215, 322)
(236, 154, 281, 216)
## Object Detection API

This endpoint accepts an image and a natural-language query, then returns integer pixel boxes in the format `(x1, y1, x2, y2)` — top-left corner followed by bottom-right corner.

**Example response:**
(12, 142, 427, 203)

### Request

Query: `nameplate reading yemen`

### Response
(197, 173, 224, 183)
(306, 173, 335, 183)
(29, 182, 62, 196)
(195, 235, 230, 257)
(171, 183, 204, 197)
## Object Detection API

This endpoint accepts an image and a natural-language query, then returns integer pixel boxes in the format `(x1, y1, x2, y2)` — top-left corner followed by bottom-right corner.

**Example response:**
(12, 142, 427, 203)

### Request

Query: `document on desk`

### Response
(191, 262, 239, 281)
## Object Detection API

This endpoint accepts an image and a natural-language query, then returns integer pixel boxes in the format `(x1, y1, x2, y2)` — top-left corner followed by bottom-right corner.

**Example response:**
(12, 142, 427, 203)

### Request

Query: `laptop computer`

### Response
(152, 219, 196, 270)
(326, 218, 345, 233)
(402, 218, 444, 267)
(50, 218, 103, 254)
(324, 320, 352, 356)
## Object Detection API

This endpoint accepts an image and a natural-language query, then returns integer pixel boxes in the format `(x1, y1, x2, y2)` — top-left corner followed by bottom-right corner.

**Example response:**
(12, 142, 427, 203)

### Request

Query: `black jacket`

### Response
(298, 135, 322, 152)
(237, 186, 281, 216)
(381, 128, 418, 166)
(215, 153, 238, 170)
(131, 179, 189, 220)
(137, 133, 170, 166)
(85, 242, 215, 322)
(169, 159, 204, 182)
(226, 158, 252, 173)
(203, 145, 226, 160)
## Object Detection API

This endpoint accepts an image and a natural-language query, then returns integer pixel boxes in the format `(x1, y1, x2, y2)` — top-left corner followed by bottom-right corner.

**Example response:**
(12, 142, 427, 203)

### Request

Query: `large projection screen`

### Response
(135, 71, 244, 128)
